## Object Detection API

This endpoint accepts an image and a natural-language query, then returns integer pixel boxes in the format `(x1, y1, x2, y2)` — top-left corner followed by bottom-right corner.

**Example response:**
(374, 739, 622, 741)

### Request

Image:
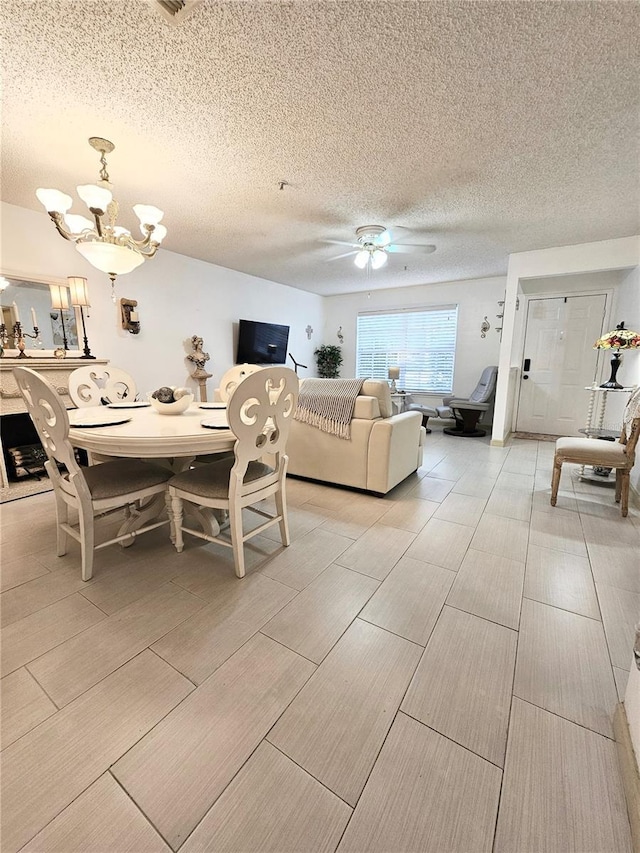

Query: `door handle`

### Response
(523, 358, 531, 372)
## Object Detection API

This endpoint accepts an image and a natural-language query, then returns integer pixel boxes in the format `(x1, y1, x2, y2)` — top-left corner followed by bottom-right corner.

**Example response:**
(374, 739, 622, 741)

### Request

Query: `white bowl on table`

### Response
(149, 393, 194, 415)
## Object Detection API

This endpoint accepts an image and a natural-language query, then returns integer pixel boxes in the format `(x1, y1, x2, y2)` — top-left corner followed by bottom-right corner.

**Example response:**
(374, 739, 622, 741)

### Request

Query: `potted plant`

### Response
(314, 344, 343, 378)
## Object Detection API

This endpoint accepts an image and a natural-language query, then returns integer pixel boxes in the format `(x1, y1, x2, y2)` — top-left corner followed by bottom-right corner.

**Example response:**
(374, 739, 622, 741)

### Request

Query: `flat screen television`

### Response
(236, 319, 290, 364)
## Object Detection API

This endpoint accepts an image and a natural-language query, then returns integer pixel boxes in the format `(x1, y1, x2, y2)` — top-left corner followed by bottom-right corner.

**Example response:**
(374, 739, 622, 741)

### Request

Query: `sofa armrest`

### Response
(367, 411, 422, 494)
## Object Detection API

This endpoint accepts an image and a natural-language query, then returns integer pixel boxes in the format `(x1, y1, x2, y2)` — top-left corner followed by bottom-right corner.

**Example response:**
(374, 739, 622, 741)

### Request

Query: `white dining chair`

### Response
(167, 366, 299, 577)
(216, 363, 263, 402)
(69, 365, 138, 407)
(14, 367, 172, 581)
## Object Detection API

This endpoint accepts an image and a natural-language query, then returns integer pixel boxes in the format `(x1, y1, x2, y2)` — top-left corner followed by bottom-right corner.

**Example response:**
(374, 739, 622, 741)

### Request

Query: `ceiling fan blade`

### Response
(320, 239, 359, 248)
(387, 243, 436, 255)
(326, 250, 358, 262)
(375, 230, 392, 247)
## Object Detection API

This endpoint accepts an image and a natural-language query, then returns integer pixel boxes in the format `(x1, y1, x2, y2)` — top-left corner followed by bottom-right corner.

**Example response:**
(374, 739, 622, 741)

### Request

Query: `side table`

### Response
(579, 385, 635, 484)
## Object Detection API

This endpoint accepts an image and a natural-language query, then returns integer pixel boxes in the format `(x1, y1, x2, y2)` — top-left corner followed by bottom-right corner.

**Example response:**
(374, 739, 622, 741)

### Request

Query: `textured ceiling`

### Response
(1, 0, 639, 295)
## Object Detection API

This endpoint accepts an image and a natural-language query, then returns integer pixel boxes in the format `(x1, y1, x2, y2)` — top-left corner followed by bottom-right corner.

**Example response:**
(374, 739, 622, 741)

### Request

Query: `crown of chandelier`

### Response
(36, 137, 166, 296)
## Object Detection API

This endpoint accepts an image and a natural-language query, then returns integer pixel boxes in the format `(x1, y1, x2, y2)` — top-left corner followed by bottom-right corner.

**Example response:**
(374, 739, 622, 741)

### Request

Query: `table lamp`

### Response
(388, 366, 400, 393)
(594, 321, 640, 389)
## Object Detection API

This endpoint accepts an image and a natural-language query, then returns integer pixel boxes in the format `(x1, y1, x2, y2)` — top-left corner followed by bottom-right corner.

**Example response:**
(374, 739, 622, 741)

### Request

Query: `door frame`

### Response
(513, 288, 614, 433)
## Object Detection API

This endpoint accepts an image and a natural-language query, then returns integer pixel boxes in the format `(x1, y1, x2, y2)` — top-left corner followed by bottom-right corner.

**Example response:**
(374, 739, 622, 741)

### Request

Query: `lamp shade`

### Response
(36, 188, 73, 213)
(67, 276, 90, 307)
(77, 184, 113, 212)
(76, 241, 144, 275)
(388, 366, 401, 380)
(354, 250, 369, 269)
(49, 283, 69, 310)
(594, 322, 640, 350)
(64, 213, 94, 234)
(133, 204, 164, 226)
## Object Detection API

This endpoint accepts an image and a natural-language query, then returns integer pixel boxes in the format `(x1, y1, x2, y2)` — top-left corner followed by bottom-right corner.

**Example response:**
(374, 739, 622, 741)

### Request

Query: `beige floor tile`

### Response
(305, 485, 379, 513)
(262, 563, 379, 663)
(402, 606, 516, 767)
(596, 582, 640, 671)
(502, 454, 537, 476)
(485, 487, 532, 522)
(152, 573, 297, 682)
(21, 772, 171, 852)
(434, 491, 487, 527)
(0, 555, 50, 593)
(335, 523, 415, 580)
(614, 667, 630, 701)
(494, 698, 632, 853)
(378, 496, 439, 533)
(1, 651, 193, 853)
(529, 508, 588, 557)
(337, 712, 502, 853)
(428, 458, 477, 481)
(405, 517, 474, 571)
(1, 592, 106, 678)
(587, 541, 640, 593)
(495, 470, 535, 491)
(180, 742, 351, 853)
(524, 544, 600, 619)
(28, 583, 204, 707)
(320, 499, 389, 539)
(1, 667, 57, 749)
(268, 619, 421, 806)
(261, 502, 337, 541)
(360, 556, 455, 645)
(470, 513, 529, 563)
(532, 486, 579, 514)
(451, 472, 497, 499)
(181, 530, 285, 575)
(1, 566, 97, 628)
(408, 475, 456, 502)
(260, 527, 353, 590)
(446, 548, 524, 629)
(514, 598, 618, 738)
(113, 634, 314, 850)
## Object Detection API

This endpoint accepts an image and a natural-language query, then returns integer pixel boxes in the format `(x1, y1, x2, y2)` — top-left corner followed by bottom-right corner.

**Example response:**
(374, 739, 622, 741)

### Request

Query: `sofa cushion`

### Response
(353, 395, 380, 420)
(361, 380, 393, 418)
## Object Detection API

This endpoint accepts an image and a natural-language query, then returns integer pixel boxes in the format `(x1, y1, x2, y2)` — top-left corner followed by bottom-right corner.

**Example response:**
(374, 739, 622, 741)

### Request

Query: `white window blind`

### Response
(356, 306, 458, 393)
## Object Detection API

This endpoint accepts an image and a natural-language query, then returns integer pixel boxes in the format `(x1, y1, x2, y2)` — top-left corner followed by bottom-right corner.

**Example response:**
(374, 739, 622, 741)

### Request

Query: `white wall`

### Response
(0, 202, 324, 395)
(323, 276, 506, 403)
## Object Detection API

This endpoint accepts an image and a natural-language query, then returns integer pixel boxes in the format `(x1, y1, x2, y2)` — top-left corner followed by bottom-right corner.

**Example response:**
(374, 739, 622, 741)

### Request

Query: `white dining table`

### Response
(68, 402, 235, 542)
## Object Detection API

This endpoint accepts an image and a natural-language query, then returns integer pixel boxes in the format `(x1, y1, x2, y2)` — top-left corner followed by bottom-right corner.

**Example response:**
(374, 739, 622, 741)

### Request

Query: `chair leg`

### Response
(78, 504, 95, 582)
(620, 471, 630, 517)
(54, 490, 69, 557)
(275, 484, 291, 547)
(550, 459, 562, 506)
(229, 503, 246, 578)
(615, 469, 622, 503)
(165, 490, 176, 543)
(170, 494, 185, 553)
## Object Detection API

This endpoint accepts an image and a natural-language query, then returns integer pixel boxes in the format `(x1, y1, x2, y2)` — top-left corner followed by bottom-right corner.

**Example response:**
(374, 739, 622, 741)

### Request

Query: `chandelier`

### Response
(353, 227, 389, 270)
(36, 137, 166, 298)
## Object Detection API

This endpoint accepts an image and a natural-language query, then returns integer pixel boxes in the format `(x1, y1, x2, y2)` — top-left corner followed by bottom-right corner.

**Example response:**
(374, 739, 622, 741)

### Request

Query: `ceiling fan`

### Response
(324, 225, 436, 270)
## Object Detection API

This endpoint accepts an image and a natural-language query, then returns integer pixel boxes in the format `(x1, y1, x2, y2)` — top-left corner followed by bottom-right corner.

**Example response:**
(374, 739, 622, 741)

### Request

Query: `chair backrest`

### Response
(218, 364, 263, 402)
(227, 367, 299, 480)
(621, 387, 640, 463)
(69, 366, 137, 407)
(13, 367, 82, 481)
(469, 365, 498, 404)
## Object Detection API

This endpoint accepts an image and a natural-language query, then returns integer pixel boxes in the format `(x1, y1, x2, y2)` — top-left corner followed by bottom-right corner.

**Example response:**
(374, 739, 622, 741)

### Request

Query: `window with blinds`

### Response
(356, 306, 458, 393)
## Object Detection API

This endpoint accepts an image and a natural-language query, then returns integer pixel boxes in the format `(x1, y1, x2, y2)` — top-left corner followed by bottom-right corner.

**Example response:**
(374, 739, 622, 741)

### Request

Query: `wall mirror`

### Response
(0, 272, 82, 358)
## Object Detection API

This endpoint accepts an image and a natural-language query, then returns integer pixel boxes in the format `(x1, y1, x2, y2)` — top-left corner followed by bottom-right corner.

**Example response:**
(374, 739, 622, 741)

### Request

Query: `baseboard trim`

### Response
(613, 702, 640, 852)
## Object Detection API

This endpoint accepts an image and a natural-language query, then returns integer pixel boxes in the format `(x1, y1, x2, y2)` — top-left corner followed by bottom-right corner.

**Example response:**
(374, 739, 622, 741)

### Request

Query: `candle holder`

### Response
(12, 322, 41, 358)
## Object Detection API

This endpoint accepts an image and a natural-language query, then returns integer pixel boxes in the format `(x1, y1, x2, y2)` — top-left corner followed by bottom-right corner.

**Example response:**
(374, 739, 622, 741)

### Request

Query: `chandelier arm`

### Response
(89, 211, 105, 237)
(49, 212, 75, 241)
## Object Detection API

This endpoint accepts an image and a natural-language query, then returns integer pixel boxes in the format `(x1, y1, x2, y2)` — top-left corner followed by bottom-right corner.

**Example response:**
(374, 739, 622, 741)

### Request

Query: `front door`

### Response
(516, 294, 607, 436)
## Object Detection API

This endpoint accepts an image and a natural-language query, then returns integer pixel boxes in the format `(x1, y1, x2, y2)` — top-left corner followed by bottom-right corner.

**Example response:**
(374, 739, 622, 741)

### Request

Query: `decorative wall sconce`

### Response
(480, 317, 490, 338)
(120, 298, 140, 334)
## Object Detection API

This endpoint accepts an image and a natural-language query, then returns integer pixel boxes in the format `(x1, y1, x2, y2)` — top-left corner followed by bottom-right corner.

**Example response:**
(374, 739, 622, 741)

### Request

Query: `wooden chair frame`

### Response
(69, 365, 138, 407)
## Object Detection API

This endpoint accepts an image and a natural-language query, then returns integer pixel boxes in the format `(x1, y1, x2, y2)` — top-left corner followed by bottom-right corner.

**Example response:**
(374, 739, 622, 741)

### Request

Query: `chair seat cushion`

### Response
(408, 404, 437, 418)
(555, 437, 628, 466)
(79, 459, 172, 500)
(169, 457, 275, 499)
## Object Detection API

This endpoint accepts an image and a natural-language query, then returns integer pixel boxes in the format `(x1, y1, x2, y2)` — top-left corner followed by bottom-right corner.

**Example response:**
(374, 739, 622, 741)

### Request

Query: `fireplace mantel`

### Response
(0, 358, 109, 487)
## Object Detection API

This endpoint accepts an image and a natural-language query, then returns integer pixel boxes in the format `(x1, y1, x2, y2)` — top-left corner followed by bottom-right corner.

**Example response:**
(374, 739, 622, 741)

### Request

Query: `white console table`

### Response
(578, 384, 636, 483)
(0, 358, 108, 487)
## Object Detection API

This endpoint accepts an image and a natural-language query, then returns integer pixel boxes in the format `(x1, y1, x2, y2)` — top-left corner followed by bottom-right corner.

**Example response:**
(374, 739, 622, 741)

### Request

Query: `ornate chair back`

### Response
(69, 366, 137, 407)
(218, 364, 263, 402)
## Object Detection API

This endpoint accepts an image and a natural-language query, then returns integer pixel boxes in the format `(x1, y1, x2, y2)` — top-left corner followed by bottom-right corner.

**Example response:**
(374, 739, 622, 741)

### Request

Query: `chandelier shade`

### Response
(35, 137, 165, 293)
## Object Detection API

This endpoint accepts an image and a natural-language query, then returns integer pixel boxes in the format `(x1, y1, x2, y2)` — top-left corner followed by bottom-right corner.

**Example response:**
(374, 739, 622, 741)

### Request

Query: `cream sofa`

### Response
(286, 379, 425, 495)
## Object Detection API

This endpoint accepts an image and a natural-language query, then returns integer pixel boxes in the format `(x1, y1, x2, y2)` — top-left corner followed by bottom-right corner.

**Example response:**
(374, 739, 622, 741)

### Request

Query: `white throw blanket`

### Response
(294, 378, 365, 439)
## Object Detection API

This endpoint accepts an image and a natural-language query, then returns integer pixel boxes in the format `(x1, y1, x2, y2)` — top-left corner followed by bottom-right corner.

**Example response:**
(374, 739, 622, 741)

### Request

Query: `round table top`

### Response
(68, 403, 235, 459)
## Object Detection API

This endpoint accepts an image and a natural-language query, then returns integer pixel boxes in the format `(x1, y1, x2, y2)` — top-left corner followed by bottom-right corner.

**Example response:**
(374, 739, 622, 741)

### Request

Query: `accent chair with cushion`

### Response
(408, 365, 498, 437)
(167, 366, 299, 578)
(551, 386, 640, 517)
(15, 367, 172, 581)
(286, 378, 425, 494)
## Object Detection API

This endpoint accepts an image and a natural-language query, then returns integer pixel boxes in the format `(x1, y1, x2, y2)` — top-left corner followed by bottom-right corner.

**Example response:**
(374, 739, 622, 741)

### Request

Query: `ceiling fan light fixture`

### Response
(371, 249, 388, 269)
(354, 250, 369, 269)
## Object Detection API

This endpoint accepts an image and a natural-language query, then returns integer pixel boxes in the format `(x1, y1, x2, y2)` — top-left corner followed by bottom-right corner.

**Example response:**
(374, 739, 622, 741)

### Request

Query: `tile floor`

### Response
(1, 427, 638, 852)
